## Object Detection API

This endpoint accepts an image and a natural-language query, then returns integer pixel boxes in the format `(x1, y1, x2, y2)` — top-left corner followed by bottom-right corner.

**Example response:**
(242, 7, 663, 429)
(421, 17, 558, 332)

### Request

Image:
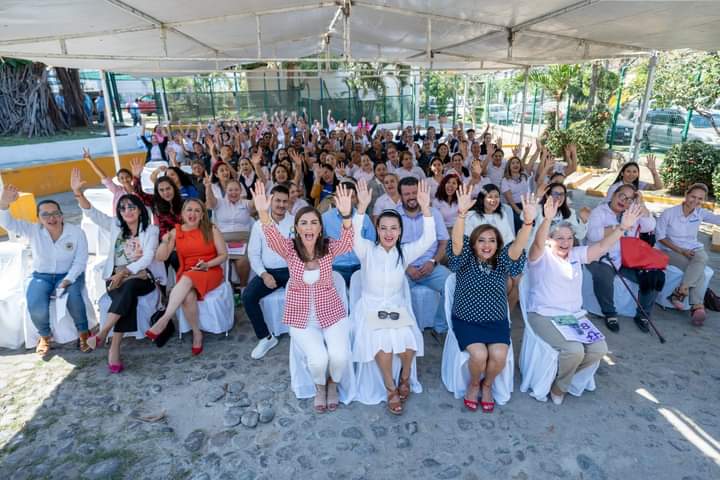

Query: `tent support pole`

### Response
(518, 67, 529, 145)
(160, 77, 170, 123)
(631, 52, 658, 162)
(100, 69, 121, 171)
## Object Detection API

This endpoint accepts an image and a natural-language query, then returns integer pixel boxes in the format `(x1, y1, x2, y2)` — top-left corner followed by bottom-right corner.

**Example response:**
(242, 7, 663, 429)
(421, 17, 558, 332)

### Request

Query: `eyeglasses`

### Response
(617, 193, 636, 203)
(119, 204, 139, 212)
(378, 311, 400, 320)
(39, 211, 62, 218)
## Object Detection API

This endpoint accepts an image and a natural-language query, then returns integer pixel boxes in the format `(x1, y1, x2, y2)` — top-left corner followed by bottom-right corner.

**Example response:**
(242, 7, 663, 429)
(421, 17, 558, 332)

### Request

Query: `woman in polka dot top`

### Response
(447, 185, 538, 413)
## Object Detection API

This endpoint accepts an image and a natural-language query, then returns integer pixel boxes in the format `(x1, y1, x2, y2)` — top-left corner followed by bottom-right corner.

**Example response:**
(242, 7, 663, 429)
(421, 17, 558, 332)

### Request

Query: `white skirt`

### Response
(351, 299, 424, 363)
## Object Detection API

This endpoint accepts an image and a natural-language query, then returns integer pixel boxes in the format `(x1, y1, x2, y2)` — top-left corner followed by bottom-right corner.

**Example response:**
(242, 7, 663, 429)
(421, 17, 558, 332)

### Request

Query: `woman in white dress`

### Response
(351, 179, 436, 415)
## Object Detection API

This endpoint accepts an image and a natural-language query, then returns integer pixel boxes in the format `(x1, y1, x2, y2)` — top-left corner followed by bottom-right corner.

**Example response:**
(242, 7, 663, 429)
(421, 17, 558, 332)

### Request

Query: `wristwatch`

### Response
(341, 212, 353, 219)
(430, 258, 437, 265)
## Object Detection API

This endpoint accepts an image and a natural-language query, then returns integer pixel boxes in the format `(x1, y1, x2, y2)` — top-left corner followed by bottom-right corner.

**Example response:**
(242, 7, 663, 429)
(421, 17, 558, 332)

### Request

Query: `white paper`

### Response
(551, 314, 605, 344)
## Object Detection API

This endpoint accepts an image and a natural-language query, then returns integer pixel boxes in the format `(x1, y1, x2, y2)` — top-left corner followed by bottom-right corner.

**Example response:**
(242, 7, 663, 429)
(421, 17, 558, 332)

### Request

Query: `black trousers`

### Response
(107, 277, 156, 332)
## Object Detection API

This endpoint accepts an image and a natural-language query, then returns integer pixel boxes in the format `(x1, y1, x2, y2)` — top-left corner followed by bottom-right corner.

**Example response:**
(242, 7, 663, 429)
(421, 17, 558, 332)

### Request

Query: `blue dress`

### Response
(447, 236, 526, 349)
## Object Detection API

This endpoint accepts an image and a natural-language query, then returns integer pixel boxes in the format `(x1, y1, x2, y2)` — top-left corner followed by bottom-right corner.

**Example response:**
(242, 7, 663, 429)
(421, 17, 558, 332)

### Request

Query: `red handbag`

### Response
(620, 228, 669, 270)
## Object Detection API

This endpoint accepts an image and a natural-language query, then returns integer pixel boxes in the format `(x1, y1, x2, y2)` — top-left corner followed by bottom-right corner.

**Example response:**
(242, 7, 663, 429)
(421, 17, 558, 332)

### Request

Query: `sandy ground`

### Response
(0, 190, 718, 480)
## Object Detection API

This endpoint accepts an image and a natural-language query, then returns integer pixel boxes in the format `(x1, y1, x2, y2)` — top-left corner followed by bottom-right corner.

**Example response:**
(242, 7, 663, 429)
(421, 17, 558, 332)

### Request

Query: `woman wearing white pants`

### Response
(251, 182, 355, 413)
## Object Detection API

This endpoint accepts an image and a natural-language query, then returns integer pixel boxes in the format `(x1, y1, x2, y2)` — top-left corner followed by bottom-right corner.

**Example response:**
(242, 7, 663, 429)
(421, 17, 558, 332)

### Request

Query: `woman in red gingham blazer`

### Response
(252, 182, 355, 413)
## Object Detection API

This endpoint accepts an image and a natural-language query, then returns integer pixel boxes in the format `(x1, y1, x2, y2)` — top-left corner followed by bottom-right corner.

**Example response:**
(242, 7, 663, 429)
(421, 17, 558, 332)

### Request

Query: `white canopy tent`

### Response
(2, 0, 719, 168)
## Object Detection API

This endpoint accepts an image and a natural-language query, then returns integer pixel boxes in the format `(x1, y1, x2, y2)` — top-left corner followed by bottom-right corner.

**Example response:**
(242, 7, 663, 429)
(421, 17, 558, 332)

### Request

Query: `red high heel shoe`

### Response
(145, 329, 159, 341)
(108, 363, 124, 374)
(464, 398, 479, 411)
(191, 345, 203, 356)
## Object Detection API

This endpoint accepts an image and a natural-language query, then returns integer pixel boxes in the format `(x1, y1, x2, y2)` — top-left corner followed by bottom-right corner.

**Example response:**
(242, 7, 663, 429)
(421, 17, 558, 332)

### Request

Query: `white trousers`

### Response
(290, 317, 351, 385)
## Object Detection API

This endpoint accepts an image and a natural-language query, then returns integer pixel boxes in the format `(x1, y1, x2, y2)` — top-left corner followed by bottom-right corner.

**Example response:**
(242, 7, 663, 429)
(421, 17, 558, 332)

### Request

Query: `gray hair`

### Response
(548, 221, 576, 239)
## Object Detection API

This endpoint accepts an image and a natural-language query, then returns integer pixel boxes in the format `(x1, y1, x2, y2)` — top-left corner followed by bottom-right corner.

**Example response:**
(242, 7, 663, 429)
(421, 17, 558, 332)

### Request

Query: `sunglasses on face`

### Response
(39, 211, 62, 218)
(378, 311, 400, 320)
(119, 204, 139, 212)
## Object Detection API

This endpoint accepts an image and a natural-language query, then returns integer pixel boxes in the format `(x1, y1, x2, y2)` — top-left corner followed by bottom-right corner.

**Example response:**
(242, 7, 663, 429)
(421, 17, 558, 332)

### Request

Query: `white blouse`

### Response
(432, 199, 459, 228)
(395, 166, 426, 181)
(213, 197, 254, 233)
(463, 208, 516, 244)
(372, 193, 401, 217)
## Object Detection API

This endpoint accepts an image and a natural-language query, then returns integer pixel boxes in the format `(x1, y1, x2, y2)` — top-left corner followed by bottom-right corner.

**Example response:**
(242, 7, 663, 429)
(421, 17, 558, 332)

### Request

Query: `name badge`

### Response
(64, 242, 75, 251)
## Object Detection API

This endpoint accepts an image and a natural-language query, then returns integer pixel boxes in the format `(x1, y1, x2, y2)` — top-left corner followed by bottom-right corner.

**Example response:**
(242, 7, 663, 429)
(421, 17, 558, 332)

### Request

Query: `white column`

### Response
(160, 79, 170, 123)
(631, 52, 659, 163)
(518, 67, 529, 145)
(99, 69, 120, 171)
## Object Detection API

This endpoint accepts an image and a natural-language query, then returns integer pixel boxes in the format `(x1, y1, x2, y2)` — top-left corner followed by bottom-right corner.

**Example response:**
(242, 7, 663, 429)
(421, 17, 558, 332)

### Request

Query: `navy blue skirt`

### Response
(451, 314, 510, 350)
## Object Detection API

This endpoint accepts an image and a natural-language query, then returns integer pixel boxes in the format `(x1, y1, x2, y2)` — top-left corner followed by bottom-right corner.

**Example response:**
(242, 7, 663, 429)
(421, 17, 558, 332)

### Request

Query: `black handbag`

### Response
(704, 288, 720, 312)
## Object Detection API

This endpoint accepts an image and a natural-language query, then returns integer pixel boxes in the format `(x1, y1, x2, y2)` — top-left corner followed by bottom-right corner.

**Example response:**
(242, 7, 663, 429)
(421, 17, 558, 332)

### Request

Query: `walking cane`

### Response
(600, 254, 666, 344)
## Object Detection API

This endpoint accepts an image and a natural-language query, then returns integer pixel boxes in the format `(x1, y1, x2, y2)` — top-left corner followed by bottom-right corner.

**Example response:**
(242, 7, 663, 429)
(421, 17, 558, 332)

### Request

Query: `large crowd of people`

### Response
(1, 111, 718, 414)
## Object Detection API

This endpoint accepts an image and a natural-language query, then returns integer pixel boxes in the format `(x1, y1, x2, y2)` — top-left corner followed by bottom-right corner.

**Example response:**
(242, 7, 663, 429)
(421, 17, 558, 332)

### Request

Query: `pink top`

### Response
(262, 222, 353, 328)
(101, 177, 134, 211)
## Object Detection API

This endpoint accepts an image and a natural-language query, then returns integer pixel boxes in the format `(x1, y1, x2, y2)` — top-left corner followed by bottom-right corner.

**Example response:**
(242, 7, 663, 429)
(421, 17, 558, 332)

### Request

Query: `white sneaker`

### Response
(550, 391, 565, 405)
(251, 335, 278, 359)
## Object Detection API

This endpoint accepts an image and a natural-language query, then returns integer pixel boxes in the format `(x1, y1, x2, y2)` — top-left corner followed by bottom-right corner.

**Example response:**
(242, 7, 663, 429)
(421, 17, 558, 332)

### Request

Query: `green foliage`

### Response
(543, 108, 612, 166)
(528, 64, 581, 129)
(421, 72, 461, 116)
(713, 165, 720, 200)
(661, 140, 720, 196)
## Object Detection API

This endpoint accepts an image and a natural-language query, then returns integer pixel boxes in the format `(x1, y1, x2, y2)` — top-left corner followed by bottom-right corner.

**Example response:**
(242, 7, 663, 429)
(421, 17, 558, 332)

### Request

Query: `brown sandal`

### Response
(398, 377, 411, 402)
(385, 386, 403, 415)
(668, 288, 687, 310)
(36, 336, 51, 356)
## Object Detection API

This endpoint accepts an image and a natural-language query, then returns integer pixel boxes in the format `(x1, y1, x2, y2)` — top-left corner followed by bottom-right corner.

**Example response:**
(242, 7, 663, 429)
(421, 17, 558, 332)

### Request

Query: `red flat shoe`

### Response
(191, 345, 203, 356)
(108, 363, 124, 374)
(464, 399, 479, 411)
(145, 329, 159, 341)
(480, 401, 495, 413)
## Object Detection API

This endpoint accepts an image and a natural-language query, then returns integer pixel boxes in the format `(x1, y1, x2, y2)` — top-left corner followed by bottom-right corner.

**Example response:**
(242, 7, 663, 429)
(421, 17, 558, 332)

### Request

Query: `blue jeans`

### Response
(407, 264, 451, 333)
(26, 272, 88, 337)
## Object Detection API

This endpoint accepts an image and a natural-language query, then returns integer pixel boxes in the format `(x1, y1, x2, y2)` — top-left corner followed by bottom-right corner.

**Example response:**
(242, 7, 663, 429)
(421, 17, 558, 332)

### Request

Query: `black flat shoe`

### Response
(634, 317, 650, 333)
(605, 316, 620, 332)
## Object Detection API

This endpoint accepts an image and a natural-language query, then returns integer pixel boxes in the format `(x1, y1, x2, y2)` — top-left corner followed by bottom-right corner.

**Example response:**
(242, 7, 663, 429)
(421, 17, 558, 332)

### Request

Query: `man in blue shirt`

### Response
(322, 181, 376, 287)
(397, 177, 450, 335)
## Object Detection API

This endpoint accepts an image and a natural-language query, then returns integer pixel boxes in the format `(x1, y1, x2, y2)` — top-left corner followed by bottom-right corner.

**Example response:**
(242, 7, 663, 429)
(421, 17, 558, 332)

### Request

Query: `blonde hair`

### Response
(182, 198, 213, 243)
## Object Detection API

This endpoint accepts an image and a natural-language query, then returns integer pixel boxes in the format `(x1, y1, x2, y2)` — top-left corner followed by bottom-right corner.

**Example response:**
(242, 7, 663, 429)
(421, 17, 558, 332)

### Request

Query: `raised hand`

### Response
(520, 191, 539, 224)
(356, 179, 372, 214)
(471, 159, 483, 178)
(251, 182, 272, 213)
(82, 147, 92, 162)
(203, 173, 212, 188)
(543, 196, 559, 220)
(620, 203, 642, 230)
(130, 158, 144, 177)
(456, 183, 476, 215)
(416, 179, 432, 212)
(334, 183, 353, 217)
(496, 136, 503, 149)
(0, 184, 19, 206)
(251, 149, 263, 167)
(70, 168, 87, 194)
(512, 145, 522, 157)
(646, 154, 657, 171)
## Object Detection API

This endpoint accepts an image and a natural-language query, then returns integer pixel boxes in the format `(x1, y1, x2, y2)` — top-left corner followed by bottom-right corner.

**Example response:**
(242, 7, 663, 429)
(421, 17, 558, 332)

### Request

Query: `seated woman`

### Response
(605, 156, 663, 199)
(251, 182, 355, 413)
(310, 163, 339, 206)
(533, 182, 588, 242)
(71, 169, 158, 372)
(351, 179, 435, 415)
(501, 156, 533, 233)
(205, 177, 254, 289)
(371, 173, 401, 221)
(211, 161, 236, 199)
(426, 158, 445, 199)
(432, 173, 461, 230)
(147, 199, 228, 356)
(527, 197, 642, 404)
(150, 165, 200, 200)
(448, 185, 537, 413)
(288, 181, 310, 216)
(657, 183, 720, 326)
(586, 184, 660, 333)
(82, 148, 135, 210)
(395, 151, 425, 180)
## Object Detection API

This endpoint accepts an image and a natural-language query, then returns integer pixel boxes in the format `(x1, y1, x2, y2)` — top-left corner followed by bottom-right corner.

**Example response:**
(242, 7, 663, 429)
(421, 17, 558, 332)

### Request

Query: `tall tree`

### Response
(528, 64, 581, 130)
(54, 67, 89, 127)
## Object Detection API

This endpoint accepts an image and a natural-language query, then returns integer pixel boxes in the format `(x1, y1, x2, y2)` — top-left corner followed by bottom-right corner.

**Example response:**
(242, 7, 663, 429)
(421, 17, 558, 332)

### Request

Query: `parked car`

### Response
(512, 101, 560, 124)
(643, 108, 720, 150)
(607, 116, 634, 145)
(487, 103, 512, 125)
(126, 94, 157, 115)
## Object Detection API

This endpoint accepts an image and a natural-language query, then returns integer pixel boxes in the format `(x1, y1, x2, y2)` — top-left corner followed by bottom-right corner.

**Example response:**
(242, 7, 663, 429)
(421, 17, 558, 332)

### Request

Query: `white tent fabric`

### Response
(1, 1, 719, 73)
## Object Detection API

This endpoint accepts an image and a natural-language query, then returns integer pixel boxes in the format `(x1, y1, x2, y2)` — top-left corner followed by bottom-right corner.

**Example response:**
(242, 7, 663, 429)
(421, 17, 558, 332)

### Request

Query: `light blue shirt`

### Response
(398, 205, 448, 268)
(322, 208, 376, 267)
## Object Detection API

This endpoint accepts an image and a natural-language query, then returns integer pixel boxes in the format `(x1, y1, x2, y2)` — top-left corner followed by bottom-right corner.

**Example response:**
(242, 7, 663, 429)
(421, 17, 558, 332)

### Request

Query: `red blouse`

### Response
(262, 222, 353, 329)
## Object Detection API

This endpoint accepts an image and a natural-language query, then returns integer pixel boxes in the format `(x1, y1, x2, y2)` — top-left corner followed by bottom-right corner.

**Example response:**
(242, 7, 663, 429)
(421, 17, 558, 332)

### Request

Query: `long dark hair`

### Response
(435, 173, 460, 205)
(293, 206, 329, 262)
(613, 161, 641, 188)
(540, 182, 571, 219)
(375, 209, 404, 266)
(474, 183, 503, 218)
(469, 224, 504, 269)
(154, 177, 183, 216)
(168, 166, 195, 188)
(116, 194, 149, 239)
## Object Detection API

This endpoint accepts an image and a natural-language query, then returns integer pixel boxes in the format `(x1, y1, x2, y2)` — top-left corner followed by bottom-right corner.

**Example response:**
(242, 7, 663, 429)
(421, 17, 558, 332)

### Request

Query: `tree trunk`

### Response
(55, 67, 89, 127)
(587, 62, 599, 115)
(0, 61, 66, 137)
(555, 94, 562, 130)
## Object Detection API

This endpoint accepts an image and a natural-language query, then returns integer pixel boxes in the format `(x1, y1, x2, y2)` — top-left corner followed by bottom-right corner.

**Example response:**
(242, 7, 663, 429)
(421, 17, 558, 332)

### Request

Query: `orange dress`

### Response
(174, 225, 223, 300)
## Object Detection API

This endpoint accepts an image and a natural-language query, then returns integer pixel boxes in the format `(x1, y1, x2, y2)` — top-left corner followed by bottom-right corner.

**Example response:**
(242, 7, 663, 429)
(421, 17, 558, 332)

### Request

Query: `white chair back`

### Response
(0, 242, 25, 294)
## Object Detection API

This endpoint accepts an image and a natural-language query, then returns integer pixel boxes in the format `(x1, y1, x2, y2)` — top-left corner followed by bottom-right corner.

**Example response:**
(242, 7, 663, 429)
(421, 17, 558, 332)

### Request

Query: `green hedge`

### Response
(660, 141, 720, 196)
(542, 109, 611, 166)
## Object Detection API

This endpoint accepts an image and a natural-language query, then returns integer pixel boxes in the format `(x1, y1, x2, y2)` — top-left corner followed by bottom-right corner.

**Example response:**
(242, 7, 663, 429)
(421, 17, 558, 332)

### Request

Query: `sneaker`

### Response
(251, 336, 278, 359)
(550, 391, 565, 405)
(634, 317, 650, 333)
(604, 316, 620, 333)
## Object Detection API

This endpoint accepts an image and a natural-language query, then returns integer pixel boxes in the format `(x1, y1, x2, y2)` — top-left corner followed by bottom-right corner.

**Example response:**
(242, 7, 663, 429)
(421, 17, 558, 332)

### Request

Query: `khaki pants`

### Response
(665, 247, 709, 306)
(527, 312, 608, 393)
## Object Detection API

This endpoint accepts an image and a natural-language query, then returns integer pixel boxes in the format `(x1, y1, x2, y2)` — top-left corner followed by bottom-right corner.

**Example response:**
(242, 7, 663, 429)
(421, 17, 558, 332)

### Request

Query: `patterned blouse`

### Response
(447, 236, 526, 324)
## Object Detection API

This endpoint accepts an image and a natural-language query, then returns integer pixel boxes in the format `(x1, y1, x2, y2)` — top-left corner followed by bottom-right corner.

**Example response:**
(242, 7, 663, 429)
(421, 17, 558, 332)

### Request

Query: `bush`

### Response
(660, 141, 720, 196)
(542, 108, 611, 166)
(713, 165, 720, 199)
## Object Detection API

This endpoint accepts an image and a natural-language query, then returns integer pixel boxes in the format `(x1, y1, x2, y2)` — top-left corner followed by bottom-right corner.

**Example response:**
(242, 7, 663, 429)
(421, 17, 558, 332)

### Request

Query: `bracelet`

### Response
(457, 213, 467, 219)
(523, 221, 534, 226)
(341, 212, 353, 219)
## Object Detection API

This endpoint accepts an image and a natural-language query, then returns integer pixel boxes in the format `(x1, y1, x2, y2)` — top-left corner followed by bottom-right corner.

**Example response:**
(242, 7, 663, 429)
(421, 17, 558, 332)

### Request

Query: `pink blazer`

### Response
(263, 223, 353, 328)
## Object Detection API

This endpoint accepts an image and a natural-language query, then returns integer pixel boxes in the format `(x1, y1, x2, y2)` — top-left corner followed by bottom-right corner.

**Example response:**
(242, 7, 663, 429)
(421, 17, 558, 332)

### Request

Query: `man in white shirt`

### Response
(0, 186, 90, 355)
(242, 185, 293, 359)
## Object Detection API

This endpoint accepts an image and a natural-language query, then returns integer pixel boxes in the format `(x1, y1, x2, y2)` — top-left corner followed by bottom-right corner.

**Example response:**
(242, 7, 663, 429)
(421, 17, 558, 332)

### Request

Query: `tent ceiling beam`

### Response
(103, 0, 220, 55)
(510, 0, 600, 33)
(255, 15, 262, 58)
(0, 25, 157, 46)
(166, 3, 338, 27)
(352, 1, 506, 29)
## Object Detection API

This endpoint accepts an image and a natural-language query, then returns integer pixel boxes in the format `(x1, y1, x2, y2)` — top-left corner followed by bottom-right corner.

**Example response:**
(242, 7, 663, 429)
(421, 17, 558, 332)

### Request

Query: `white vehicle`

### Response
(643, 108, 720, 150)
(486, 103, 512, 125)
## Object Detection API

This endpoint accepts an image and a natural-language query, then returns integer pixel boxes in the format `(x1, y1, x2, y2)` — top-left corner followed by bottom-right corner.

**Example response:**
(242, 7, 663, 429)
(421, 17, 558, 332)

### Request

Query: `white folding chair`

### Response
(348, 269, 423, 405)
(0, 243, 27, 349)
(289, 271, 357, 404)
(410, 285, 440, 330)
(24, 287, 98, 348)
(581, 265, 639, 317)
(440, 274, 514, 405)
(518, 276, 598, 402)
(177, 281, 235, 336)
(656, 265, 714, 311)
(98, 287, 161, 340)
(81, 188, 114, 255)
